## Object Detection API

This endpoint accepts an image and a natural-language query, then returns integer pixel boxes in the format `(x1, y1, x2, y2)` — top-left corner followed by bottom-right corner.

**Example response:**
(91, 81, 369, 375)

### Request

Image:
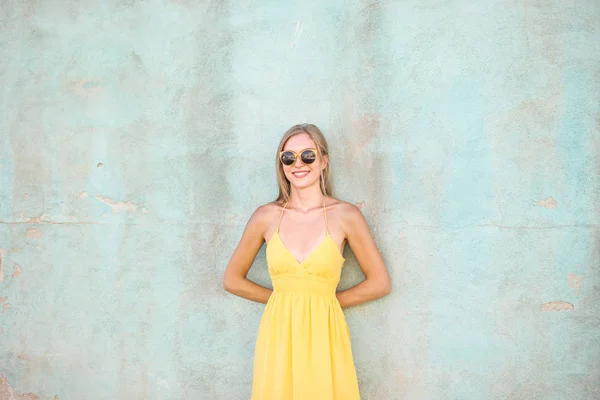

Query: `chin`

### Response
(291, 179, 318, 189)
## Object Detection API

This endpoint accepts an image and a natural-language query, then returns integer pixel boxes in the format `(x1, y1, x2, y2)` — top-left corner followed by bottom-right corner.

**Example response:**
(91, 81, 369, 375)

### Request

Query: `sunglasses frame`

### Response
(279, 147, 319, 166)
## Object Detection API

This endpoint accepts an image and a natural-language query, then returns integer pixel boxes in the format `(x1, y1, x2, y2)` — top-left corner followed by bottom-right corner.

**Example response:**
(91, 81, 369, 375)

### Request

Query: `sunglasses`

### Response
(279, 148, 318, 166)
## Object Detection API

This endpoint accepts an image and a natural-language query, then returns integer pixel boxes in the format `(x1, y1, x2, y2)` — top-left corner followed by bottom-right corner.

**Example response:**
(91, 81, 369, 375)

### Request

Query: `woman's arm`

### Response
(336, 203, 392, 307)
(223, 206, 273, 303)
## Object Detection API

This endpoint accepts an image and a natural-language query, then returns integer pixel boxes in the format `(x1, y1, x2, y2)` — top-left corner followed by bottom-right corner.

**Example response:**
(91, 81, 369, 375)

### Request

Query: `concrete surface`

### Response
(1, 0, 599, 399)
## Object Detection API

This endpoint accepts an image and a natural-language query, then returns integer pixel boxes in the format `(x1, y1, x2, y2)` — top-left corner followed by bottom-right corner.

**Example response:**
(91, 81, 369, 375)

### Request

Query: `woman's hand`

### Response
(336, 203, 392, 307)
(223, 206, 273, 303)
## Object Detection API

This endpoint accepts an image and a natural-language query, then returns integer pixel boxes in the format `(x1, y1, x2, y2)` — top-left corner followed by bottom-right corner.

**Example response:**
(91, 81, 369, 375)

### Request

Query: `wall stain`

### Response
(0, 297, 9, 313)
(568, 273, 583, 295)
(12, 264, 22, 279)
(64, 79, 106, 100)
(16, 394, 40, 400)
(535, 196, 557, 209)
(356, 112, 381, 148)
(95, 195, 140, 213)
(0, 248, 4, 282)
(25, 228, 42, 240)
(541, 301, 574, 311)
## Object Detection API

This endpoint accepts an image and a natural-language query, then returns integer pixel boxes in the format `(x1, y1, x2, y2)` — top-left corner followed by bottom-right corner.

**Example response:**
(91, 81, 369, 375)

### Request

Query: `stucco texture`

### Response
(1, 0, 599, 399)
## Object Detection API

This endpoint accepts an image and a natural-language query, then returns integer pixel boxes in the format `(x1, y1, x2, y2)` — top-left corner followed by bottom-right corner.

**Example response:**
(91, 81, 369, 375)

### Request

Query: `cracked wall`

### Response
(1, 0, 599, 399)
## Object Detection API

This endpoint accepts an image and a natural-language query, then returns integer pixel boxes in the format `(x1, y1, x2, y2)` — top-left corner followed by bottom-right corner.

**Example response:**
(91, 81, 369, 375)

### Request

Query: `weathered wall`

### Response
(1, 0, 599, 399)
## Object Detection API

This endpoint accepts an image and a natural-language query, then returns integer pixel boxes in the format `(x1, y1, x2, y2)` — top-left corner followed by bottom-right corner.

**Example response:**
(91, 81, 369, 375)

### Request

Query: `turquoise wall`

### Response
(1, 0, 599, 399)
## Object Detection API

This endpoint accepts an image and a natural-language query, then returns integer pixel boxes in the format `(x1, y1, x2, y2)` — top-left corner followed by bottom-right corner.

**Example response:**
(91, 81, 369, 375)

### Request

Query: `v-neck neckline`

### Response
(269, 197, 345, 264)
(274, 230, 328, 265)
(268, 230, 345, 265)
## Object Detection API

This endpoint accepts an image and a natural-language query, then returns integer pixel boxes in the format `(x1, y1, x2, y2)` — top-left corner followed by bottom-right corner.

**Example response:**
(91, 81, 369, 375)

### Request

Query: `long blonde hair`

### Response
(275, 124, 333, 203)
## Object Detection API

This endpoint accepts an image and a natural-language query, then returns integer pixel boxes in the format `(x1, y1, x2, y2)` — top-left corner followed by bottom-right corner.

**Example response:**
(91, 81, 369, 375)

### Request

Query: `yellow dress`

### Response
(251, 199, 360, 399)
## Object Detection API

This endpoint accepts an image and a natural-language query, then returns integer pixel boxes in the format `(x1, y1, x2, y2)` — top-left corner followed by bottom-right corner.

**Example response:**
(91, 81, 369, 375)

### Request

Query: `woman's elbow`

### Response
(223, 272, 239, 293)
(378, 277, 392, 297)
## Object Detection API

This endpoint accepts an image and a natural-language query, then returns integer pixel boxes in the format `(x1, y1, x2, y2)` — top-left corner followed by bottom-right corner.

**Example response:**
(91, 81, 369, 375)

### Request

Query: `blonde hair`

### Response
(275, 123, 333, 203)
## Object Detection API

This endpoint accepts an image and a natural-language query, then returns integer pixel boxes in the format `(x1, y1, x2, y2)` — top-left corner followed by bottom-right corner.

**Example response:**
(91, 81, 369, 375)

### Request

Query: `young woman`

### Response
(223, 123, 391, 399)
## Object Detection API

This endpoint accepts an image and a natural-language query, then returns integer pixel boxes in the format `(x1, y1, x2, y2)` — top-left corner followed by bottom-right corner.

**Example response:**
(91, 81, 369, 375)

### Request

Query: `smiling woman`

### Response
(222, 123, 391, 400)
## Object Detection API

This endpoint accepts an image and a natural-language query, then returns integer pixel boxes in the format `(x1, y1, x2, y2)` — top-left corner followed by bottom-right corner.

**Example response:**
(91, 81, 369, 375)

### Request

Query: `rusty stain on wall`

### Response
(0, 375, 42, 400)
(12, 265, 22, 279)
(568, 273, 583, 295)
(0, 297, 9, 313)
(16, 394, 40, 400)
(541, 301, 574, 311)
(95, 195, 140, 212)
(535, 196, 557, 208)
(25, 228, 42, 240)
(0, 375, 13, 400)
(0, 248, 4, 282)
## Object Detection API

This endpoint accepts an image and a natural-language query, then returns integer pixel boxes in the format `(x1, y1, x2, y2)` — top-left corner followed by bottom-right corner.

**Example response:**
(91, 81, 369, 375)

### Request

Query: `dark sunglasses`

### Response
(279, 148, 318, 166)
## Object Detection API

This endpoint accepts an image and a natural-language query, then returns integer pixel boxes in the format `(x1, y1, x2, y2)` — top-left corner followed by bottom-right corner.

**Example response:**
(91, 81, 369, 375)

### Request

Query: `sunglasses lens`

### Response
(301, 149, 316, 164)
(280, 151, 295, 165)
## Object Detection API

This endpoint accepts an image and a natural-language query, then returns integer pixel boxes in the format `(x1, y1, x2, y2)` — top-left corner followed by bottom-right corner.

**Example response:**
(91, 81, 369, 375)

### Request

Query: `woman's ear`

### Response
(322, 154, 329, 170)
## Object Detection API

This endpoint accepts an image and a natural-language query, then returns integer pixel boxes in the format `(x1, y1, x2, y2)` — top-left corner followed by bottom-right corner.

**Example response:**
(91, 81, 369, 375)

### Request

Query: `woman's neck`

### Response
(287, 187, 325, 212)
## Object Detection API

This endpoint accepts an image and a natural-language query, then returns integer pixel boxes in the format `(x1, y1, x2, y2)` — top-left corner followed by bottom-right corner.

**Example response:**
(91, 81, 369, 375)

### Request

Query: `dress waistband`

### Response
(272, 275, 337, 296)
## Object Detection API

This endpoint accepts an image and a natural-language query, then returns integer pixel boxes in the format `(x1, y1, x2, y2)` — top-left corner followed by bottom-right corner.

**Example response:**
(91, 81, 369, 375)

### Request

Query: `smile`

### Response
(292, 171, 310, 178)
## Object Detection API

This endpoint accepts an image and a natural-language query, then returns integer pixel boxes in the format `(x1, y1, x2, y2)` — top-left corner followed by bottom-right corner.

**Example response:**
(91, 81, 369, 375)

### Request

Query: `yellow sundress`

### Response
(251, 198, 360, 399)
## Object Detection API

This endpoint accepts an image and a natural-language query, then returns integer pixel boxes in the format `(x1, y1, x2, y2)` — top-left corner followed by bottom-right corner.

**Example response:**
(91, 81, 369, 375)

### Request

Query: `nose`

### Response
(294, 154, 305, 167)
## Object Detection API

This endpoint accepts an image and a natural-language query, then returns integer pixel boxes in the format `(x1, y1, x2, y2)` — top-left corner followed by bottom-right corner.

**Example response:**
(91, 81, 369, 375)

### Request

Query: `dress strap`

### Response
(323, 197, 329, 234)
(276, 200, 288, 232)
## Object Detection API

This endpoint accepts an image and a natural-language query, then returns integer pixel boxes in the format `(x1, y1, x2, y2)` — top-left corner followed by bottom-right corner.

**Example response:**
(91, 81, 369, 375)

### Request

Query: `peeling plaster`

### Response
(16, 394, 40, 400)
(95, 195, 140, 212)
(568, 273, 583, 295)
(79, 191, 89, 198)
(25, 228, 42, 239)
(535, 196, 557, 209)
(541, 301, 574, 311)
(0, 248, 4, 282)
(0, 375, 14, 400)
(0, 374, 43, 399)
(0, 297, 9, 313)
(12, 264, 22, 278)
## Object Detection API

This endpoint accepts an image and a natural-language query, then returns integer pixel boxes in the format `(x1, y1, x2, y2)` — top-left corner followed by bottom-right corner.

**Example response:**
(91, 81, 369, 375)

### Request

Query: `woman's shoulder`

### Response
(327, 197, 362, 212)
(327, 197, 366, 225)
(242, 201, 284, 234)
(249, 200, 285, 220)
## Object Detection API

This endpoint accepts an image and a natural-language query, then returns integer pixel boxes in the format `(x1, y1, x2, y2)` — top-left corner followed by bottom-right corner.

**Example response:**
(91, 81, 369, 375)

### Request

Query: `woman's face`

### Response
(281, 133, 326, 191)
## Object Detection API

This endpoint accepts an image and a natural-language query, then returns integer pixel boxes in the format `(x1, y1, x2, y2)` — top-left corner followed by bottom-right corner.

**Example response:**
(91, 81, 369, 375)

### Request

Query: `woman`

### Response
(223, 123, 391, 399)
